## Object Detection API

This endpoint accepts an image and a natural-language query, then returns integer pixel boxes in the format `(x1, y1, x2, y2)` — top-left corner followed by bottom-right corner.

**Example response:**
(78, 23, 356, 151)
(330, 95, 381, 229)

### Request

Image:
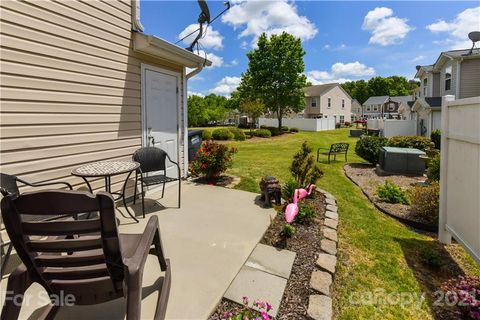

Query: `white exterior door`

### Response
(142, 65, 180, 178)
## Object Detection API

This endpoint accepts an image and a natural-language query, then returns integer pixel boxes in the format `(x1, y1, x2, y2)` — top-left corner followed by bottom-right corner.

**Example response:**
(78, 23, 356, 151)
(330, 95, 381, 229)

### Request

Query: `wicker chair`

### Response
(0, 173, 73, 277)
(132, 147, 181, 218)
(0, 190, 171, 320)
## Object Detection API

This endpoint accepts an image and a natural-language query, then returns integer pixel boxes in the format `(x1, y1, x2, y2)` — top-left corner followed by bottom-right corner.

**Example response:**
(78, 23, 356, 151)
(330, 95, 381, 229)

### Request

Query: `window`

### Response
(342, 99, 345, 109)
(423, 78, 427, 96)
(339, 115, 345, 124)
(366, 105, 371, 112)
(327, 97, 331, 108)
(445, 66, 452, 91)
(373, 105, 378, 111)
(389, 103, 396, 111)
(311, 97, 317, 107)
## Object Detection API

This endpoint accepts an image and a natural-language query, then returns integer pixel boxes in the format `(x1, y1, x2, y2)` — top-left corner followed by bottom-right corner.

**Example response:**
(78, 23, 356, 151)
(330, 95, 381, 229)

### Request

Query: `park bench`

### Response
(317, 143, 349, 164)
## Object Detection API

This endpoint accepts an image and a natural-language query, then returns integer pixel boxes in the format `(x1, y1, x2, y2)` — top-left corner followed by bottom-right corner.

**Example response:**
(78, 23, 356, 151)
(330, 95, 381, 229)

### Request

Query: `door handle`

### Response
(147, 127, 155, 146)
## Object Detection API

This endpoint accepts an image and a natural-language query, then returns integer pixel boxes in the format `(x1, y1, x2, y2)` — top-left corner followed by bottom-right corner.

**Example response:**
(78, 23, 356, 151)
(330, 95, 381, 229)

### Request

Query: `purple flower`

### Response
(266, 302, 272, 312)
(260, 311, 269, 320)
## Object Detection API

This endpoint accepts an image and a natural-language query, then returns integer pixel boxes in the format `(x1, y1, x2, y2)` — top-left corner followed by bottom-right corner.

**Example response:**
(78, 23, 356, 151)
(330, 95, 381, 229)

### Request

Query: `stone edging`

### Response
(307, 189, 338, 320)
(342, 165, 436, 232)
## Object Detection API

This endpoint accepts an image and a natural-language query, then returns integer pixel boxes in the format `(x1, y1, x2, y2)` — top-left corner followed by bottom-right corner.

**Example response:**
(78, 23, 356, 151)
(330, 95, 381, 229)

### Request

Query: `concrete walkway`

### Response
(0, 182, 276, 320)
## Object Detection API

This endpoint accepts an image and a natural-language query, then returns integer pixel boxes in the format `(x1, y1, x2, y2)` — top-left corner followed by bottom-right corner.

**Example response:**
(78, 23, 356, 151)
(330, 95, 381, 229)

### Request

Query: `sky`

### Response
(140, 1, 480, 97)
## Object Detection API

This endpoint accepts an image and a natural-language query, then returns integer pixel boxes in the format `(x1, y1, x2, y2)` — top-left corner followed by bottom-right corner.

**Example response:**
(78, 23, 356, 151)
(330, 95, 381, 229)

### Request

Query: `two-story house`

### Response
(411, 48, 480, 136)
(304, 83, 352, 124)
(361, 95, 413, 119)
(351, 99, 363, 121)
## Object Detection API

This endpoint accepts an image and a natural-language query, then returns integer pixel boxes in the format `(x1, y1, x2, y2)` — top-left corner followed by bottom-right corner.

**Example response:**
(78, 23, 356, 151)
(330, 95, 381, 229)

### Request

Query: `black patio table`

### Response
(71, 160, 140, 222)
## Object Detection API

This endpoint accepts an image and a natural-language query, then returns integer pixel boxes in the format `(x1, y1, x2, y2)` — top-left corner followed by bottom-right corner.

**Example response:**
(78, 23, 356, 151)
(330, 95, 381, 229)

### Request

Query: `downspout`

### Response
(131, 0, 144, 32)
(186, 64, 204, 80)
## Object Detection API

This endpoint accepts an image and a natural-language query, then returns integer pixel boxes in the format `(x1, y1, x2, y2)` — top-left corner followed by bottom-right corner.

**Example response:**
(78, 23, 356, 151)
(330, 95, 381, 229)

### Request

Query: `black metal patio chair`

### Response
(132, 147, 181, 218)
(0, 173, 73, 277)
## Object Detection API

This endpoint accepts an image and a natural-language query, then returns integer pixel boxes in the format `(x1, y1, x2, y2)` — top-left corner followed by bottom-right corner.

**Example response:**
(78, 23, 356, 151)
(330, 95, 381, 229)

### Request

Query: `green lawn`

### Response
(211, 128, 480, 319)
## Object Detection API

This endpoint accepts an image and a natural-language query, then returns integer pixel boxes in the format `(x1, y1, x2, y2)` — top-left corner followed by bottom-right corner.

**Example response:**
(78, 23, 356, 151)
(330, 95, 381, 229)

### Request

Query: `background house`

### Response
(412, 48, 480, 136)
(351, 99, 362, 121)
(362, 95, 413, 119)
(0, 0, 210, 193)
(304, 83, 352, 124)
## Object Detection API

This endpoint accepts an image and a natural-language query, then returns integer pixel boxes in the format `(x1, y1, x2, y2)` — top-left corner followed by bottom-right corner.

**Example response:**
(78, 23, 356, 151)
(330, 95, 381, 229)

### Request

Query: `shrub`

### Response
(289, 127, 299, 133)
(281, 224, 295, 238)
(212, 128, 234, 140)
(376, 179, 410, 204)
(260, 125, 268, 129)
(266, 126, 281, 136)
(442, 276, 480, 319)
(355, 136, 388, 164)
(427, 154, 440, 181)
(290, 141, 323, 186)
(281, 126, 289, 132)
(253, 129, 271, 138)
(202, 130, 212, 140)
(420, 247, 445, 268)
(296, 201, 316, 224)
(387, 136, 435, 151)
(431, 129, 441, 149)
(282, 179, 300, 201)
(408, 182, 440, 224)
(344, 121, 351, 127)
(228, 127, 246, 141)
(190, 140, 237, 179)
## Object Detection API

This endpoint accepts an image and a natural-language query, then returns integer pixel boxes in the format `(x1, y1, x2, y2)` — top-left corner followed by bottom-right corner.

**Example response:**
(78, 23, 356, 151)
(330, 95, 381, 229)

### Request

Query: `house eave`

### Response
(133, 32, 212, 68)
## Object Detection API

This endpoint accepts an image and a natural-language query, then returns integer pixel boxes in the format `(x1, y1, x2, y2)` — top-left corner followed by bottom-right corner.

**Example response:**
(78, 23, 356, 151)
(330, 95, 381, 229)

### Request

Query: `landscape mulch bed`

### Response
(343, 163, 436, 230)
(191, 174, 240, 189)
(209, 192, 326, 319)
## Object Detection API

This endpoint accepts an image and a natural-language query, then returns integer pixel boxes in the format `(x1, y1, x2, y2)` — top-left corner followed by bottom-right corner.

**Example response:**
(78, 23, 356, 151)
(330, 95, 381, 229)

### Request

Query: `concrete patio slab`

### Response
(0, 182, 276, 320)
(224, 265, 287, 317)
(245, 243, 296, 279)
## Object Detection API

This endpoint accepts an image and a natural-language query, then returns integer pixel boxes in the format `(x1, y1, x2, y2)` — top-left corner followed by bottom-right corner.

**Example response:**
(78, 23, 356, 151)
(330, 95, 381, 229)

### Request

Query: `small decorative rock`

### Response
(325, 198, 336, 206)
(307, 295, 333, 320)
(324, 218, 338, 230)
(320, 239, 337, 255)
(323, 227, 338, 242)
(316, 253, 336, 274)
(325, 211, 338, 220)
(310, 270, 332, 295)
(326, 204, 337, 212)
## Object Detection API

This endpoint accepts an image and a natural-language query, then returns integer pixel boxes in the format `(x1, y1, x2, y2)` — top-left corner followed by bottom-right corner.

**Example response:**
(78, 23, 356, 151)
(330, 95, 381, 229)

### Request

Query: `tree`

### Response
(238, 32, 307, 130)
(187, 94, 229, 127)
(239, 99, 265, 133)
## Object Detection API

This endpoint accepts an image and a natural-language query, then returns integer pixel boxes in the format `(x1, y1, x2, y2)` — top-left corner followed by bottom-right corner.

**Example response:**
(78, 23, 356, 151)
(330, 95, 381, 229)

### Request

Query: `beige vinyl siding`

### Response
(0, 0, 185, 194)
(432, 73, 440, 96)
(459, 59, 480, 99)
(439, 60, 457, 97)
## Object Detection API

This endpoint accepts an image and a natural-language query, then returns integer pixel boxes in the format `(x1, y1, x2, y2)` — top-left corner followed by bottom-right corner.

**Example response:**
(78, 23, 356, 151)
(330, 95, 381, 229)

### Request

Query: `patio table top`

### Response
(71, 160, 139, 177)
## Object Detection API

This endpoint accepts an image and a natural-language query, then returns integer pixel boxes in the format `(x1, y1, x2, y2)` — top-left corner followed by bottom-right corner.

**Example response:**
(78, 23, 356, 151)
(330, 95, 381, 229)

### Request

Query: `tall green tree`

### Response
(238, 32, 307, 130)
(187, 94, 229, 127)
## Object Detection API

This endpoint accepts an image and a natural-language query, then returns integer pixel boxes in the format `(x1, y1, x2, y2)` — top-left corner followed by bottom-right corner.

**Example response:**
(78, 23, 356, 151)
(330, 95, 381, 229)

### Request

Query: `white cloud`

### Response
(209, 76, 241, 96)
(178, 24, 223, 50)
(362, 7, 413, 46)
(323, 43, 346, 51)
(412, 55, 425, 62)
(426, 7, 480, 49)
(192, 50, 224, 68)
(188, 91, 205, 97)
(306, 61, 375, 85)
(222, 0, 317, 46)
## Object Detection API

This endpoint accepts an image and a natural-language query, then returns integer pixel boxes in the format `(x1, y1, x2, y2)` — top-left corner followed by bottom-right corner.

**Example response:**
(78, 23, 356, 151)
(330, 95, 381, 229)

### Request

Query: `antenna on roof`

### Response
(184, 0, 230, 52)
(466, 31, 480, 55)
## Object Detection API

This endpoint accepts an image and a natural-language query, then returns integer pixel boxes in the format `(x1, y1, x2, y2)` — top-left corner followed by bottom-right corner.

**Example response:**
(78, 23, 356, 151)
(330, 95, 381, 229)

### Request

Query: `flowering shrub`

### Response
(442, 276, 480, 319)
(190, 141, 237, 180)
(222, 297, 273, 320)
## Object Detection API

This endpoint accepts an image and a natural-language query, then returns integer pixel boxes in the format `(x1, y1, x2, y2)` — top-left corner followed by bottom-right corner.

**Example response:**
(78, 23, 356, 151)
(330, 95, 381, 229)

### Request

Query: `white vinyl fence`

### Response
(258, 117, 335, 132)
(367, 119, 416, 137)
(439, 95, 480, 263)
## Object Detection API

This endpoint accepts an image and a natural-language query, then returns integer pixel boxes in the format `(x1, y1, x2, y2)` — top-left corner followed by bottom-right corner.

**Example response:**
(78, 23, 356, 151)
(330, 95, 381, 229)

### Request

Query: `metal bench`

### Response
(317, 143, 349, 164)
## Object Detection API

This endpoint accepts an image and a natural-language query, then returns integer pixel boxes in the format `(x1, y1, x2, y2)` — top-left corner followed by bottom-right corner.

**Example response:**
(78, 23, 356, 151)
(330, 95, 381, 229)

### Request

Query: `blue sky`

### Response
(140, 1, 480, 96)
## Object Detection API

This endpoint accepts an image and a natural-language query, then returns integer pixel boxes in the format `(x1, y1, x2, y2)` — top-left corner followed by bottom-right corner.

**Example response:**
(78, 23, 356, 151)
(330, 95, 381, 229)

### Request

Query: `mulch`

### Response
(343, 163, 436, 230)
(209, 192, 326, 319)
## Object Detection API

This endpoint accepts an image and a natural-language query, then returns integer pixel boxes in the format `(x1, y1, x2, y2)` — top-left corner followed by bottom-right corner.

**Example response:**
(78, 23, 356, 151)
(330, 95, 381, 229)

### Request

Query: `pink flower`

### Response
(260, 311, 269, 320)
(266, 302, 272, 312)
(242, 296, 249, 305)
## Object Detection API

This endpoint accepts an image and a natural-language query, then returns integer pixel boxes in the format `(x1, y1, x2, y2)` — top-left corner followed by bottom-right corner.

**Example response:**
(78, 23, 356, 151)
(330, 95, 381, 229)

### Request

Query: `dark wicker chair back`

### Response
(0, 173, 20, 197)
(1, 190, 170, 320)
(133, 147, 168, 173)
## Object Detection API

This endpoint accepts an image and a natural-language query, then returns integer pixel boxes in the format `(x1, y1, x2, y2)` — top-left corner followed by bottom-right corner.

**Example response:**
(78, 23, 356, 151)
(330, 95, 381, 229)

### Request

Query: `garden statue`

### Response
(259, 176, 282, 207)
(297, 183, 316, 200)
(284, 189, 299, 223)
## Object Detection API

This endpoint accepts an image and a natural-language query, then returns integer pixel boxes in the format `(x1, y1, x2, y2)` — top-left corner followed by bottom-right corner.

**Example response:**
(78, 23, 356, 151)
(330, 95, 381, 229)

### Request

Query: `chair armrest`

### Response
(16, 178, 73, 190)
(165, 154, 182, 179)
(123, 215, 161, 273)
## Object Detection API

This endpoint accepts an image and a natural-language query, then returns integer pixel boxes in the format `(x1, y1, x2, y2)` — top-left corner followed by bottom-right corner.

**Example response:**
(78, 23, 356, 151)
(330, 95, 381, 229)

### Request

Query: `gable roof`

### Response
(411, 97, 442, 112)
(304, 83, 339, 96)
(363, 96, 389, 105)
(390, 96, 413, 106)
(425, 97, 442, 108)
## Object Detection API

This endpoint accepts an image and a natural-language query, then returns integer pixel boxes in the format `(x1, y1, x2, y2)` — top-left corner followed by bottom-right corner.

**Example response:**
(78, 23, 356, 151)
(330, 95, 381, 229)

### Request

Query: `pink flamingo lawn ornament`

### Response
(284, 189, 299, 223)
(297, 184, 316, 201)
